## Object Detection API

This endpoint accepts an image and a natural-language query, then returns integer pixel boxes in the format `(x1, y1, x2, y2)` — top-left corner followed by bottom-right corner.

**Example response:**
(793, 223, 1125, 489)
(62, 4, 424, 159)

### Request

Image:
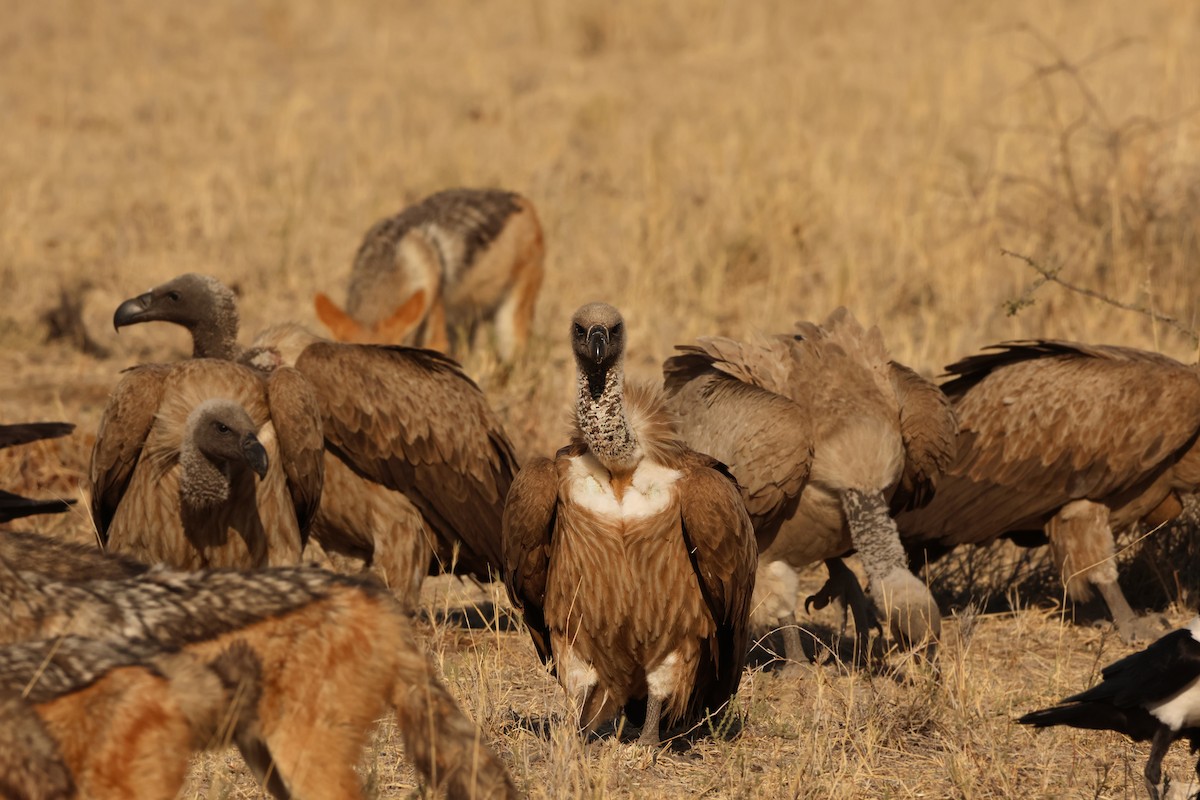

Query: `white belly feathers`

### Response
(568, 454, 680, 521)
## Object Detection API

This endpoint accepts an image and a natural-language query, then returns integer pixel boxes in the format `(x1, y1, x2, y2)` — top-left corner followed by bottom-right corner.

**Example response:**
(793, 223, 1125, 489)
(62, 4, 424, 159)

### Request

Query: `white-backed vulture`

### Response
(503, 303, 757, 745)
(90, 359, 324, 569)
(897, 340, 1200, 642)
(662, 308, 956, 659)
(0, 422, 76, 523)
(113, 274, 518, 604)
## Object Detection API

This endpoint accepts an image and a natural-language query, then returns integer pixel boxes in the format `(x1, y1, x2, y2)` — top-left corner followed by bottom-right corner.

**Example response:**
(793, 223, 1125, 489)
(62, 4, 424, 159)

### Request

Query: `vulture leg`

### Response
(1144, 724, 1173, 800)
(804, 558, 882, 665)
(840, 489, 941, 654)
(1047, 500, 1164, 644)
(779, 613, 807, 667)
(637, 695, 663, 747)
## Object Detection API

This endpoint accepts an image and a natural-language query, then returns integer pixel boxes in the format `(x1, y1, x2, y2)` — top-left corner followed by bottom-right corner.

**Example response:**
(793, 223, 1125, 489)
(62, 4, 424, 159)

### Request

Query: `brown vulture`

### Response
(112, 274, 518, 605)
(662, 308, 957, 660)
(503, 302, 757, 745)
(898, 340, 1200, 642)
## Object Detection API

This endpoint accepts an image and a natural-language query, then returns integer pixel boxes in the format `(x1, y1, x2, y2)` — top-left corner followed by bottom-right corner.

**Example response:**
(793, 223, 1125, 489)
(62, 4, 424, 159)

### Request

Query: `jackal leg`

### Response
(495, 254, 544, 362)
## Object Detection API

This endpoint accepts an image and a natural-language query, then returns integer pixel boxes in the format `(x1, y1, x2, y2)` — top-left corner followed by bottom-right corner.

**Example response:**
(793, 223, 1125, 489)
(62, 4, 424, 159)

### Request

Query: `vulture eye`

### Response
(167, 291, 182, 302)
(610, 323, 623, 336)
(216, 422, 231, 434)
(573, 323, 585, 337)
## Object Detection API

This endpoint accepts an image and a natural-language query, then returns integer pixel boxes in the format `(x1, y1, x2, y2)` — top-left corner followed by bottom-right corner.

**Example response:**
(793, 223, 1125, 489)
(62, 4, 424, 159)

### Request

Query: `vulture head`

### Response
(180, 399, 269, 509)
(571, 302, 626, 401)
(113, 274, 240, 359)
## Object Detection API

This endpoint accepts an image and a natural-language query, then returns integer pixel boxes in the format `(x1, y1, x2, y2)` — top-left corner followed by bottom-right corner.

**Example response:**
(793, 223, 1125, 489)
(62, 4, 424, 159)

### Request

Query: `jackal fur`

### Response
(0, 637, 260, 800)
(0, 554, 518, 800)
(315, 188, 544, 361)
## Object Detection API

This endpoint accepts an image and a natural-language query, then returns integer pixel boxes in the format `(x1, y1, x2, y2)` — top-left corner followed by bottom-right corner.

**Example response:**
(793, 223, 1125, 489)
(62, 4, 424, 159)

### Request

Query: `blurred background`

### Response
(1, 0, 1197, 540)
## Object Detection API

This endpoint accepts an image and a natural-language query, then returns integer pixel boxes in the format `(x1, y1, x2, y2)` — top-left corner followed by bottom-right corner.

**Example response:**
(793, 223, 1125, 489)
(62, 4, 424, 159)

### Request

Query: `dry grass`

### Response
(2, 0, 1200, 796)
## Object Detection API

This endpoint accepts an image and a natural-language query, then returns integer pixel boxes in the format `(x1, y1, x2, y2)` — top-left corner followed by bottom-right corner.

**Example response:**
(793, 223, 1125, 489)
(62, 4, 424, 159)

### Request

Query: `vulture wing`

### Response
(888, 361, 958, 513)
(677, 453, 757, 717)
(902, 343, 1200, 544)
(500, 456, 560, 666)
(263, 366, 325, 541)
(664, 360, 813, 549)
(293, 342, 519, 579)
(89, 365, 171, 542)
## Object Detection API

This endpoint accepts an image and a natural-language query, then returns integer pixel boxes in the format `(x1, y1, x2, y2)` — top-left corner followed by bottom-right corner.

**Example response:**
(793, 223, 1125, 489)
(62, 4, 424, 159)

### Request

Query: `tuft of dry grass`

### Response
(3, 0, 1200, 796)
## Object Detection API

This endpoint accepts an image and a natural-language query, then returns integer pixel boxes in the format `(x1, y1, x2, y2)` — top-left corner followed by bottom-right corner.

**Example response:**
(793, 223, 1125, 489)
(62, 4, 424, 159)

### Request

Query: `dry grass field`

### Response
(2, 0, 1200, 797)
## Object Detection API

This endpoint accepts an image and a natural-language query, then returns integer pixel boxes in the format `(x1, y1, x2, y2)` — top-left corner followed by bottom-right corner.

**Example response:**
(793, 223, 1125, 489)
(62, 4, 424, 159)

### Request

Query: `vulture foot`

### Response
(1095, 579, 1168, 644)
(875, 568, 941, 657)
(804, 559, 883, 666)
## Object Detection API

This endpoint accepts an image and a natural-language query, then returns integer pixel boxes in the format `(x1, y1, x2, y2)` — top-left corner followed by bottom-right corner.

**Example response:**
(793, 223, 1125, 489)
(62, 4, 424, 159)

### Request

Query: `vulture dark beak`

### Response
(113, 293, 154, 331)
(588, 325, 609, 364)
(242, 435, 269, 479)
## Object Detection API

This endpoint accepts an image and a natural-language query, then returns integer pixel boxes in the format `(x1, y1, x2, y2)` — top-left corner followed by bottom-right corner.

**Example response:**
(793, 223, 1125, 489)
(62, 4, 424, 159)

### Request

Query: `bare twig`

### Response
(1001, 249, 1200, 346)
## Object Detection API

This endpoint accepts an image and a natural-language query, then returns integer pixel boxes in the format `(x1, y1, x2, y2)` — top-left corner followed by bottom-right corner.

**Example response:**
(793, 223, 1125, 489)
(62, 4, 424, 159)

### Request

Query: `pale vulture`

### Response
(91, 360, 324, 569)
(503, 303, 757, 745)
(113, 274, 519, 605)
(662, 308, 957, 661)
(897, 340, 1200, 642)
(0, 422, 76, 523)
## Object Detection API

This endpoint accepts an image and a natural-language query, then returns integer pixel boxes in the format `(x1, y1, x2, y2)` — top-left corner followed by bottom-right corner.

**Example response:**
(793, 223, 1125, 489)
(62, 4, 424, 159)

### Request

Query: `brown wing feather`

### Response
(293, 342, 518, 579)
(677, 453, 757, 718)
(901, 348, 1200, 544)
(264, 366, 325, 541)
(664, 367, 812, 549)
(501, 456, 559, 666)
(940, 339, 1188, 398)
(89, 365, 171, 542)
(888, 361, 958, 513)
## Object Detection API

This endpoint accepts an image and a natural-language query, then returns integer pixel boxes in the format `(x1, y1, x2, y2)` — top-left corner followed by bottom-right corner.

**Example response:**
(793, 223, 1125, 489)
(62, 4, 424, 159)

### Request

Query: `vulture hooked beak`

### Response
(113, 293, 154, 331)
(242, 435, 269, 479)
(588, 325, 609, 364)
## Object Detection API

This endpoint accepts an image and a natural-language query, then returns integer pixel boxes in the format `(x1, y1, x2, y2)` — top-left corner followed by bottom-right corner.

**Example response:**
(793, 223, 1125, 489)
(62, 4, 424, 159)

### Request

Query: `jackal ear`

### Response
(375, 290, 428, 345)
(313, 293, 364, 343)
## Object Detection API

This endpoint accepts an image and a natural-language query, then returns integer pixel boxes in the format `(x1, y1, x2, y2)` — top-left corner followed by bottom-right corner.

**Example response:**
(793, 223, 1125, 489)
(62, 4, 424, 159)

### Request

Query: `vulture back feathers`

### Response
(898, 339, 1200, 642)
(663, 308, 956, 656)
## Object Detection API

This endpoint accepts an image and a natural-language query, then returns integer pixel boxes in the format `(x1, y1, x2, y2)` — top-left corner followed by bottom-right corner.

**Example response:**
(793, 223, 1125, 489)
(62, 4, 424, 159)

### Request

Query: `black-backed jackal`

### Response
(314, 188, 544, 361)
(0, 553, 518, 800)
(0, 638, 260, 800)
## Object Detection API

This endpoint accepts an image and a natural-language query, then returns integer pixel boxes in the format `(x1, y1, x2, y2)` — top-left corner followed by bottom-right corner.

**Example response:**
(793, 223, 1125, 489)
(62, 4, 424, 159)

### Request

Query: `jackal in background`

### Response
(315, 188, 544, 361)
(0, 553, 519, 800)
(0, 637, 260, 800)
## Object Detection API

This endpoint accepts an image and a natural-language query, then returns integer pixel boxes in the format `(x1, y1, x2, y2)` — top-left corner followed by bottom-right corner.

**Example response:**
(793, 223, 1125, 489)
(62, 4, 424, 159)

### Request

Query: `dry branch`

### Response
(1001, 248, 1200, 347)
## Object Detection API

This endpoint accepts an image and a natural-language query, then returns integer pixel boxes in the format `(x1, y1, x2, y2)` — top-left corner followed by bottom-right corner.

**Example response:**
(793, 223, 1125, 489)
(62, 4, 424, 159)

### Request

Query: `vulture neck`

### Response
(193, 327, 241, 361)
(189, 303, 242, 361)
(576, 361, 640, 475)
(178, 439, 233, 510)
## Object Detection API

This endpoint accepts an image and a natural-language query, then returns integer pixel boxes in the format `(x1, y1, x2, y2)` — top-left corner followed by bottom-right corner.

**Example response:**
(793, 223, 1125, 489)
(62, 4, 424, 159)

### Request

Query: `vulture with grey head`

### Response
(113, 273, 518, 605)
(91, 359, 324, 569)
(897, 340, 1200, 643)
(663, 308, 956, 662)
(503, 303, 757, 745)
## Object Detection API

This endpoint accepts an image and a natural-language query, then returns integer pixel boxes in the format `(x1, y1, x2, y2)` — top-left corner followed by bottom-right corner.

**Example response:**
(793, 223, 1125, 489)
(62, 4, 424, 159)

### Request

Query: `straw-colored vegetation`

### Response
(2, 0, 1199, 797)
